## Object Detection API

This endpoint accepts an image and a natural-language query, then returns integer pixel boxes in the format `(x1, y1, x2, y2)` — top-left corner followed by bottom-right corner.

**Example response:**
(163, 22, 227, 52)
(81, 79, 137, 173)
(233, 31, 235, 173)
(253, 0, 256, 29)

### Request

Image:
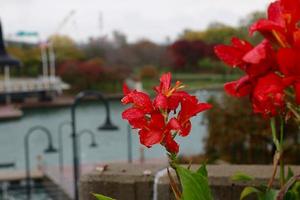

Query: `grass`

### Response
(142, 73, 239, 93)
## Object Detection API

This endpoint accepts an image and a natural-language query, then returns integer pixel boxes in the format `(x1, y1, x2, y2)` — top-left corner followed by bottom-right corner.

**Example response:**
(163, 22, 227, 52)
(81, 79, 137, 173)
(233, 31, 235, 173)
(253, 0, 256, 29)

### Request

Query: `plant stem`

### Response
(279, 117, 285, 186)
(269, 117, 285, 188)
(270, 118, 280, 151)
(268, 118, 281, 188)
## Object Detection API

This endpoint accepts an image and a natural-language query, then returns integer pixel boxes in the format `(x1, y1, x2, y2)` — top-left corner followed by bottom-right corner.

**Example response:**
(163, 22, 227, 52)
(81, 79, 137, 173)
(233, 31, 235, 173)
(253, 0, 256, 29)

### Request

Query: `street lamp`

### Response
(57, 121, 71, 177)
(71, 91, 118, 200)
(78, 129, 98, 149)
(24, 126, 57, 200)
(78, 129, 98, 175)
(58, 123, 98, 177)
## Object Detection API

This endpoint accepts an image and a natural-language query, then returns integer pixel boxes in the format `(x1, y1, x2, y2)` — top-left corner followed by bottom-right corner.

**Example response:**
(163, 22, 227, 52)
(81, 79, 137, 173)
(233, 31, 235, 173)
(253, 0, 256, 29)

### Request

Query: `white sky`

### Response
(0, 0, 272, 43)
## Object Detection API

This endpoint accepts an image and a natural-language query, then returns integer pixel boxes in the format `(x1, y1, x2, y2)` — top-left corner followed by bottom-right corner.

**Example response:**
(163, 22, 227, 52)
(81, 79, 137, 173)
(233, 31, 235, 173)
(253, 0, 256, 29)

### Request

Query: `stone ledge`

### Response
(80, 163, 300, 200)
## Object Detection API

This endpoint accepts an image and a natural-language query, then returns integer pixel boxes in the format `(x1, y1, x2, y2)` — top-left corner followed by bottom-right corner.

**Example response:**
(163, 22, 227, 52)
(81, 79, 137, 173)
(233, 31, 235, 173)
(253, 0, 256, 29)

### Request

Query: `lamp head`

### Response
(90, 142, 98, 148)
(44, 145, 58, 154)
(98, 118, 119, 131)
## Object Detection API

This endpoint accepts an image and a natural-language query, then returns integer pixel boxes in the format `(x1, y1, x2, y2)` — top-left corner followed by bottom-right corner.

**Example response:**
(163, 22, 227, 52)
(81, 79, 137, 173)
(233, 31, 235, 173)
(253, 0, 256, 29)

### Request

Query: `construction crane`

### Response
(47, 10, 76, 80)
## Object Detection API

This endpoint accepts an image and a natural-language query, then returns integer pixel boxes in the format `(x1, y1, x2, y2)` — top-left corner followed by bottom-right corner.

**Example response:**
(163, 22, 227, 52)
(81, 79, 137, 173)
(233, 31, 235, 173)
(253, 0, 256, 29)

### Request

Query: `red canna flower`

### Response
(277, 47, 300, 103)
(177, 94, 212, 136)
(224, 75, 254, 97)
(214, 37, 253, 69)
(122, 72, 212, 154)
(252, 73, 286, 117)
(215, 0, 300, 119)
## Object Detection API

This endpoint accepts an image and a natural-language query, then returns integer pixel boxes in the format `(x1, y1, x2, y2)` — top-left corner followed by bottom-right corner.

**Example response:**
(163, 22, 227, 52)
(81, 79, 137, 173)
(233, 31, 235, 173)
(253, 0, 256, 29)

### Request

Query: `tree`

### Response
(168, 39, 214, 71)
(48, 34, 84, 63)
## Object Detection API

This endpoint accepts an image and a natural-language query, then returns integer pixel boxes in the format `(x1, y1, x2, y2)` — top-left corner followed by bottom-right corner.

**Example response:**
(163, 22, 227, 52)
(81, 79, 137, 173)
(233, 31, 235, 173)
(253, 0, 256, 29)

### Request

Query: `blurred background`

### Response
(1, 0, 300, 199)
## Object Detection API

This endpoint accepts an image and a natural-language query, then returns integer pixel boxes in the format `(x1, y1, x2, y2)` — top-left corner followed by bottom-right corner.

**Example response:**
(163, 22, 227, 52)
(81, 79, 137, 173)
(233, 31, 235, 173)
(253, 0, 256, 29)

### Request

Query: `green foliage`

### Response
(175, 164, 213, 200)
(201, 24, 246, 45)
(93, 193, 115, 200)
(231, 172, 254, 182)
(287, 167, 295, 181)
(204, 94, 300, 164)
(197, 58, 229, 74)
(49, 34, 85, 63)
(240, 187, 278, 200)
(288, 182, 300, 199)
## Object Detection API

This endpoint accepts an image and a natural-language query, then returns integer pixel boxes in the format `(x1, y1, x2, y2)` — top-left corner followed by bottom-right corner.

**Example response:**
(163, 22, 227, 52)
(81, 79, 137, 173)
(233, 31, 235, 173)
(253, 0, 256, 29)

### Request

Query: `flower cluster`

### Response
(215, 0, 300, 118)
(121, 72, 212, 154)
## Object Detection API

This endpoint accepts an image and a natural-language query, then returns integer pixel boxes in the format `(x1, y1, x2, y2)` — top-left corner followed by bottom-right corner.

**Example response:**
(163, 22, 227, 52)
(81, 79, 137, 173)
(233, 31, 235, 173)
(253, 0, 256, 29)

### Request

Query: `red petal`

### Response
(128, 118, 147, 129)
(196, 103, 213, 113)
(167, 91, 189, 110)
(122, 90, 153, 112)
(243, 40, 269, 64)
(154, 93, 168, 109)
(122, 108, 145, 121)
(231, 37, 253, 50)
(268, 1, 285, 25)
(293, 30, 300, 49)
(159, 72, 171, 93)
(214, 45, 244, 67)
(277, 48, 300, 76)
(149, 111, 166, 129)
(249, 19, 284, 36)
(167, 118, 181, 130)
(224, 76, 253, 97)
(123, 83, 131, 95)
(164, 132, 179, 153)
(139, 129, 164, 147)
(180, 120, 191, 137)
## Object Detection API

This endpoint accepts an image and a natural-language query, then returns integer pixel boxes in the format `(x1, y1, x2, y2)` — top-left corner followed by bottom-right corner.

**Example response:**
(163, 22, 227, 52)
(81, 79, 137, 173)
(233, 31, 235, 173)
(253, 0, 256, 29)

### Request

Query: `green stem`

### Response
(270, 118, 280, 151)
(279, 117, 285, 186)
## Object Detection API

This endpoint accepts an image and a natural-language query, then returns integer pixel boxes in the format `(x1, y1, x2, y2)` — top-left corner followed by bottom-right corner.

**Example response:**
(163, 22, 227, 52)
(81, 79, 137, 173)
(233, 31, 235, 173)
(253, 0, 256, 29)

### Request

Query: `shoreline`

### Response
(0, 86, 223, 120)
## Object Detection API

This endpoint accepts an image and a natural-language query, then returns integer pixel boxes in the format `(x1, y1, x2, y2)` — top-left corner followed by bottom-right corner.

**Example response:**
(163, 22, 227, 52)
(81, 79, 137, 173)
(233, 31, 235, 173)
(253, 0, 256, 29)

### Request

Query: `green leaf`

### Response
(284, 191, 297, 200)
(175, 165, 213, 200)
(257, 189, 278, 200)
(197, 163, 208, 177)
(290, 182, 300, 199)
(286, 167, 294, 182)
(240, 186, 260, 200)
(93, 193, 116, 200)
(240, 187, 278, 200)
(231, 172, 254, 182)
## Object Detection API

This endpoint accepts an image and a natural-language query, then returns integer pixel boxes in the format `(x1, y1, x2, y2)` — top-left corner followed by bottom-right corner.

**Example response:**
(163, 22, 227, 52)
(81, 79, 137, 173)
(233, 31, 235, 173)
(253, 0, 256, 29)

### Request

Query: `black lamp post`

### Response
(78, 129, 98, 176)
(57, 121, 71, 177)
(71, 91, 118, 200)
(24, 126, 57, 200)
(78, 129, 98, 149)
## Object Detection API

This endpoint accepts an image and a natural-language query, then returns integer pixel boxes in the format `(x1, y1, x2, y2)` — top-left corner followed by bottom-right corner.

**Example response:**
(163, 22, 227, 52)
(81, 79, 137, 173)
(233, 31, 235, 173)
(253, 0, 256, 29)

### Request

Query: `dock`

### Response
(0, 169, 43, 182)
(0, 105, 23, 120)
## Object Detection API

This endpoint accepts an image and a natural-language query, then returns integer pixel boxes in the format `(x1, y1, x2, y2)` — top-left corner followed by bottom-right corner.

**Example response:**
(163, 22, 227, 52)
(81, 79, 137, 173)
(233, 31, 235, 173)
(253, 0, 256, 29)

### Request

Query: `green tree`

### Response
(48, 34, 84, 63)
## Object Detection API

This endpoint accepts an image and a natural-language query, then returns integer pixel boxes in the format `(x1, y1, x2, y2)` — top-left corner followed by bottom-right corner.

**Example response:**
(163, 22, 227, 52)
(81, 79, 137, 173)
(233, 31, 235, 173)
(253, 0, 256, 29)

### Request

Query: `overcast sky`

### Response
(0, 0, 271, 43)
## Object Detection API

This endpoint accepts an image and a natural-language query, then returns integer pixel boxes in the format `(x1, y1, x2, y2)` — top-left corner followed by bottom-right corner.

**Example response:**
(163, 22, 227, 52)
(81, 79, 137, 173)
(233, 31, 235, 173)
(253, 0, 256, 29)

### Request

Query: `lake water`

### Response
(0, 90, 220, 170)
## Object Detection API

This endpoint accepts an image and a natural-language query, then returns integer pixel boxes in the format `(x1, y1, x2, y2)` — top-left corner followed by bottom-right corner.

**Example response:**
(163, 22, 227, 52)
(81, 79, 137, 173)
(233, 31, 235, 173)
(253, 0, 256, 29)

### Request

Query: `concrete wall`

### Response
(80, 163, 300, 200)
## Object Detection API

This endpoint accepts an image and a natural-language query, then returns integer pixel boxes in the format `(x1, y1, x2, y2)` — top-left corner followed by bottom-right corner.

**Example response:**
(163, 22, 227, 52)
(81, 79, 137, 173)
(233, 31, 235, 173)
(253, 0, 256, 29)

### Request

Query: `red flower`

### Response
(277, 47, 300, 103)
(177, 94, 212, 136)
(215, 0, 300, 119)
(252, 73, 286, 117)
(121, 84, 153, 113)
(224, 75, 254, 97)
(214, 37, 253, 68)
(163, 132, 179, 154)
(250, 0, 300, 48)
(122, 72, 212, 154)
(215, 39, 276, 78)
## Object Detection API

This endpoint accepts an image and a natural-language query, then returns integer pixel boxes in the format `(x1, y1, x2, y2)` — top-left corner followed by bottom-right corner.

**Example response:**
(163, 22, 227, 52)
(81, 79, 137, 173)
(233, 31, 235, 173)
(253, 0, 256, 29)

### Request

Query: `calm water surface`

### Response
(0, 90, 220, 170)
